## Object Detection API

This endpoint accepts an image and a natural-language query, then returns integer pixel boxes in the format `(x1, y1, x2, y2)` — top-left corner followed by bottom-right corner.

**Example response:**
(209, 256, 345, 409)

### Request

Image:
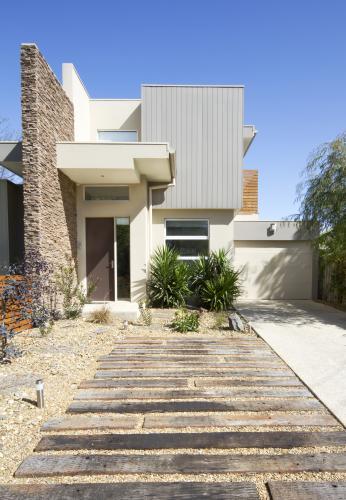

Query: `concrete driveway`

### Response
(236, 300, 346, 425)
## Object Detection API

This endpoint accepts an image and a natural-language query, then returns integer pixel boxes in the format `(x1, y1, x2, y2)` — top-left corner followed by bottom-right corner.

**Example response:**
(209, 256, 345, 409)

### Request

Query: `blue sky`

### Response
(1, 0, 345, 218)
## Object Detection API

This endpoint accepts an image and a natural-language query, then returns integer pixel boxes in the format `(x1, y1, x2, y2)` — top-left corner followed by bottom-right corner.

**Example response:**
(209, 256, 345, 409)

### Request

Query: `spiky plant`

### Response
(190, 249, 242, 311)
(147, 246, 190, 308)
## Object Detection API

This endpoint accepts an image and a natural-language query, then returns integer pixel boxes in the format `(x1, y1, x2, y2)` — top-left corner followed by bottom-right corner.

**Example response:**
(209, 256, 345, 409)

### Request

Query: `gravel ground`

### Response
(1, 310, 346, 500)
(0, 318, 118, 481)
(0, 310, 246, 481)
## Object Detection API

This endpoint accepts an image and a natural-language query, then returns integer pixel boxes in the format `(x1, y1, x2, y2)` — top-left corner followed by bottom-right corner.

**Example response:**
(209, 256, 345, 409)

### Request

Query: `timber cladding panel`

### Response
(240, 169, 258, 214)
(21, 44, 77, 277)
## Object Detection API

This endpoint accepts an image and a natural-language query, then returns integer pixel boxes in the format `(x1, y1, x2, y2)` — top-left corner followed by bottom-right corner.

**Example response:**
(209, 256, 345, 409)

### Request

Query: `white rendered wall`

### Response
(62, 66, 141, 143)
(89, 100, 141, 141)
(234, 213, 260, 221)
(76, 181, 148, 302)
(152, 209, 235, 256)
(62, 64, 90, 141)
(234, 240, 313, 299)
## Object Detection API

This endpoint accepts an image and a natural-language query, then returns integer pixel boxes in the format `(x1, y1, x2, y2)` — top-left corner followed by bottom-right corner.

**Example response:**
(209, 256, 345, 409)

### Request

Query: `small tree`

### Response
(296, 132, 346, 302)
(55, 256, 96, 319)
(0, 252, 58, 361)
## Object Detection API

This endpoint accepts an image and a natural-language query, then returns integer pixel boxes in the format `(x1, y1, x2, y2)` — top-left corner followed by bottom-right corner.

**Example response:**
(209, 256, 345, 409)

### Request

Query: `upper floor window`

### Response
(165, 219, 209, 261)
(97, 130, 137, 142)
(84, 185, 129, 201)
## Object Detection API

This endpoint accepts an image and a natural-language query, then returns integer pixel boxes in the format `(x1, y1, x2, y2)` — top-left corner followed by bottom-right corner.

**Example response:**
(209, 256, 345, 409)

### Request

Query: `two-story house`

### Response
(0, 44, 315, 317)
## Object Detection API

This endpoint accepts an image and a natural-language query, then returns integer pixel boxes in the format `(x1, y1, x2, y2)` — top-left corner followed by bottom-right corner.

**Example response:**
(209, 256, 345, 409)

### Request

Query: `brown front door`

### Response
(86, 218, 114, 301)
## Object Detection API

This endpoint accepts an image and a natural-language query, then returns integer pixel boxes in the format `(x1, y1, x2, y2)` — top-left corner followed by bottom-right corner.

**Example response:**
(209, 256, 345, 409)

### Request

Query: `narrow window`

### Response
(116, 217, 130, 300)
(84, 186, 129, 201)
(97, 130, 137, 142)
(165, 219, 209, 261)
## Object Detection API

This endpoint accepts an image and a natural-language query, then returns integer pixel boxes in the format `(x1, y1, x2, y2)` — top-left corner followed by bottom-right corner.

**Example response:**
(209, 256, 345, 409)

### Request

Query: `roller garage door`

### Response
(234, 240, 314, 299)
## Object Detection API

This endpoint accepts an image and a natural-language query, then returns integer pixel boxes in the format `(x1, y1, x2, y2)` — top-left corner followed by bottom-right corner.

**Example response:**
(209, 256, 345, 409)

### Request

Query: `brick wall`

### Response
(240, 169, 258, 215)
(21, 44, 77, 276)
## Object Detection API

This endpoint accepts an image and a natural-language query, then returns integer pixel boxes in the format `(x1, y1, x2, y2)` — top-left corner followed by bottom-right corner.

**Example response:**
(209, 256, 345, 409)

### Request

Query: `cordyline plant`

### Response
(296, 132, 346, 302)
(190, 249, 242, 311)
(147, 246, 190, 308)
(0, 251, 58, 362)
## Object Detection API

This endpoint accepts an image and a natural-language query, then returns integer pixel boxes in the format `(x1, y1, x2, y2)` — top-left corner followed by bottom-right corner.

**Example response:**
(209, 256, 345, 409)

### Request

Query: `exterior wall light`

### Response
(270, 223, 277, 233)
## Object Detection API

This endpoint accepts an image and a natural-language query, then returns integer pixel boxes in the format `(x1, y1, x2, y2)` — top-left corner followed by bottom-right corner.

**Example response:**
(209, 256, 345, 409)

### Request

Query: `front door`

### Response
(86, 218, 114, 301)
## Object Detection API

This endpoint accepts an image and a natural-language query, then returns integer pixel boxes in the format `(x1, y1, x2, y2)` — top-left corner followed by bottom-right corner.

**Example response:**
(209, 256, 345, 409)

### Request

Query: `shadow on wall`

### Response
(120, 107, 141, 137)
(152, 188, 167, 206)
(132, 277, 147, 303)
(237, 243, 313, 302)
(254, 248, 312, 300)
(59, 170, 77, 263)
(268, 220, 314, 240)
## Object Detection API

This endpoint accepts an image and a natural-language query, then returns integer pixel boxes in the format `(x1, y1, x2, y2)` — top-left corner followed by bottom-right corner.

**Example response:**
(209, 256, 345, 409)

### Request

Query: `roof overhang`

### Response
(0, 142, 23, 176)
(57, 142, 175, 184)
(243, 125, 257, 156)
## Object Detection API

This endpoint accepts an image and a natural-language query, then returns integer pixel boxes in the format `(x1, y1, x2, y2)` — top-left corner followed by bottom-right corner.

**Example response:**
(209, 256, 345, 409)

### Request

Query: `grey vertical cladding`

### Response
(142, 85, 244, 209)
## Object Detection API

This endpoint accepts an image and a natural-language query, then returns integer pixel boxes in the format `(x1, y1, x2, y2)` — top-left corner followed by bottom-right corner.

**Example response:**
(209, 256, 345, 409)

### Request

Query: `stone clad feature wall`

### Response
(21, 44, 77, 273)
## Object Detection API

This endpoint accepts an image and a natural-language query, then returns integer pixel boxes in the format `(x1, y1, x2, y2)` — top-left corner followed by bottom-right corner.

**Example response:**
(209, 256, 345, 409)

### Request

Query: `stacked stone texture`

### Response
(21, 44, 77, 279)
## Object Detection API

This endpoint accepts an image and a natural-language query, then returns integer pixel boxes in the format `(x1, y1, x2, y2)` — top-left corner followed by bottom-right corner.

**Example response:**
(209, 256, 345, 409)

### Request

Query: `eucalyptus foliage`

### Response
(296, 133, 346, 301)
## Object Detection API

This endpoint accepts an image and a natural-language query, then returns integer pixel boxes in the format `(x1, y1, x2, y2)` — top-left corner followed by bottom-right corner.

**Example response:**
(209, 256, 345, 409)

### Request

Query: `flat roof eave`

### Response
(0, 141, 23, 176)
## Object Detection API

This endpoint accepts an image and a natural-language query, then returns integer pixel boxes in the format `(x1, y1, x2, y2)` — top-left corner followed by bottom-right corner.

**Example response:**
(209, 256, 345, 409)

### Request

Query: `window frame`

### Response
(97, 129, 138, 142)
(164, 218, 209, 261)
(83, 184, 130, 202)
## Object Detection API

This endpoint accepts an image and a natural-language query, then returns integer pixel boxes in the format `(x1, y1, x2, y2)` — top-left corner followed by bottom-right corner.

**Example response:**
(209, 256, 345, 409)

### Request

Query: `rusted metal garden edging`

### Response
(0, 275, 32, 333)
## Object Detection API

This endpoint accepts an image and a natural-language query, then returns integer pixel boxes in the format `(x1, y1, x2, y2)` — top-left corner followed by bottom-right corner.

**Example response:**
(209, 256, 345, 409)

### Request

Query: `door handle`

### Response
(110, 260, 114, 269)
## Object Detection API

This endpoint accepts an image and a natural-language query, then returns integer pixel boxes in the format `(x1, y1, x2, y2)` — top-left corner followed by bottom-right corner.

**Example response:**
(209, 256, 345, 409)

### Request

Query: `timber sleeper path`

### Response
(4, 334, 346, 499)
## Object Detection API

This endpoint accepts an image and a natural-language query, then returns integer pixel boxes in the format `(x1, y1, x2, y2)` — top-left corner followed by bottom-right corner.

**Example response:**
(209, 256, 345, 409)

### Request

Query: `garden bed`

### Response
(0, 309, 256, 482)
(0, 318, 117, 481)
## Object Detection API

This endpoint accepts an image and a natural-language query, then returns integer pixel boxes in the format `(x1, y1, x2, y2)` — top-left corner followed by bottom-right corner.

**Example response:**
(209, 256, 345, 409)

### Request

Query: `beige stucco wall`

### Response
(62, 63, 142, 143)
(76, 181, 148, 302)
(62, 64, 90, 141)
(152, 209, 235, 255)
(89, 100, 141, 141)
(234, 240, 314, 300)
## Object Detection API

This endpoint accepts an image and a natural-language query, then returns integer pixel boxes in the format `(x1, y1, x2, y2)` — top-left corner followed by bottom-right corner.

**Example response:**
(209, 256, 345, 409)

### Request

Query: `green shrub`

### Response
(56, 256, 96, 319)
(200, 270, 241, 312)
(147, 246, 190, 308)
(171, 309, 199, 333)
(190, 249, 241, 311)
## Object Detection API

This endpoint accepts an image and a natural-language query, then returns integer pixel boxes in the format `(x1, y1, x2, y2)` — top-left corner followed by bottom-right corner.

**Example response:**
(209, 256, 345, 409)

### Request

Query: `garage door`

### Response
(233, 241, 314, 299)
